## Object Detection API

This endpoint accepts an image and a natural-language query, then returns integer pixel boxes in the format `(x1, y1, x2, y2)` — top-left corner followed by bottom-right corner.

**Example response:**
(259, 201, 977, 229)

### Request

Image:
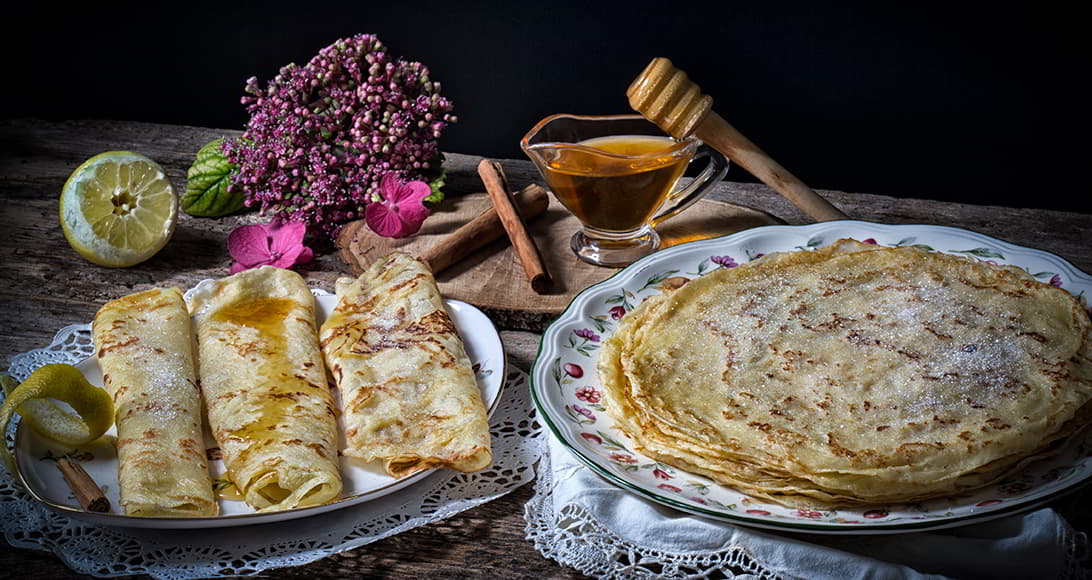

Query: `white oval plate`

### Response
(14, 290, 505, 529)
(531, 221, 1092, 534)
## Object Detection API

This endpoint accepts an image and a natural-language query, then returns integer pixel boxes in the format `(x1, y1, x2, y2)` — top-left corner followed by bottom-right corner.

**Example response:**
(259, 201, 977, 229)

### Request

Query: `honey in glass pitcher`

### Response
(537, 134, 691, 233)
(522, 114, 728, 267)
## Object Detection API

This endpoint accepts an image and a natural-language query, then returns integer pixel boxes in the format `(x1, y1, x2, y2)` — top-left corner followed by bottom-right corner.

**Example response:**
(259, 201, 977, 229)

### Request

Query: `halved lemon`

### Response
(60, 151, 178, 267)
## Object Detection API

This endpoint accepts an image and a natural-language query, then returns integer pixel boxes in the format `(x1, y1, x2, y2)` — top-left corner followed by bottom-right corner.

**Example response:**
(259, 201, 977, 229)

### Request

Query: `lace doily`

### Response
(525, 437, 777, 580)
(2, 324, 545, 579)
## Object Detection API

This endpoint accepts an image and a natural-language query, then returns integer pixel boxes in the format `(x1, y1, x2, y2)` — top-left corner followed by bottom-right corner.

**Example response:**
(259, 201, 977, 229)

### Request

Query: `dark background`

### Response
(5, 2, 1087, 212)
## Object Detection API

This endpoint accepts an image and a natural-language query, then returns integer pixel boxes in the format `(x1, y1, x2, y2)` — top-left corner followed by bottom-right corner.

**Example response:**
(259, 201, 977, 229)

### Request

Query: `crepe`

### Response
(599, 239, 1092, 507)
(189, 266, 342, 512)
(91, 287, 217, 516)
(320, 252, 491, 477)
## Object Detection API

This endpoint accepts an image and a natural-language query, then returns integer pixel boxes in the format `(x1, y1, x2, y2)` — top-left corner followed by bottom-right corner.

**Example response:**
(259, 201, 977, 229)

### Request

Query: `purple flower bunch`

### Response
(223, 34, 456, 240)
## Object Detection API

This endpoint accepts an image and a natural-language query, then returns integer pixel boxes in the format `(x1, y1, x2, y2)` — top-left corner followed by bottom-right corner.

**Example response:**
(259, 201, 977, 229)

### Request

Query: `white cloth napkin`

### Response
(526, 435, 1088, 580)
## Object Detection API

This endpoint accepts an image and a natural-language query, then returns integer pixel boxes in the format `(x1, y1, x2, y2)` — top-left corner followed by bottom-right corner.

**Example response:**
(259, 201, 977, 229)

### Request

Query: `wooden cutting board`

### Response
(337, 192, 782, 320)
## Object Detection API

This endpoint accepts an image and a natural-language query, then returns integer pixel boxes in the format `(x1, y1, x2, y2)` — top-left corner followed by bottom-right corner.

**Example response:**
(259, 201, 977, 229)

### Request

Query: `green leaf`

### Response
(597, 431, 628, 450)
(423, 152, 446, 204)
(952, 247, 1005, 259)
(640, 270, 680, 291)
(590, 315, 611, 333)
(181, 138, 244, 217)
(687, 259, 711, 276)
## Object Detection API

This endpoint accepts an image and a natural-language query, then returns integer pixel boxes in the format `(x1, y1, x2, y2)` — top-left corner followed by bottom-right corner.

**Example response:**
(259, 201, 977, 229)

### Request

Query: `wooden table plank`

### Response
(1, 119, 1090, 579)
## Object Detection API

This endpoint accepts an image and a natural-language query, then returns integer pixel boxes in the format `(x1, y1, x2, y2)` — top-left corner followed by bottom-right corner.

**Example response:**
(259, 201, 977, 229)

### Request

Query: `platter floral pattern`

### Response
(530, 221, 1092, 533)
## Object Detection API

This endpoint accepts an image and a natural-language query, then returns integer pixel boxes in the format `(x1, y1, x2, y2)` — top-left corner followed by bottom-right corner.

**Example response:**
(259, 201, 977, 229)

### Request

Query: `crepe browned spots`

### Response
(320, 253, 491, 477)
(189, 267, 342, 512)
(92, 287, 217, 516)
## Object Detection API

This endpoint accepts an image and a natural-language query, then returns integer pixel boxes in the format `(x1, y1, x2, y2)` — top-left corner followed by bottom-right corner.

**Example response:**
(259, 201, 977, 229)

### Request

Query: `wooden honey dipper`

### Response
(627, 57, 847, 222)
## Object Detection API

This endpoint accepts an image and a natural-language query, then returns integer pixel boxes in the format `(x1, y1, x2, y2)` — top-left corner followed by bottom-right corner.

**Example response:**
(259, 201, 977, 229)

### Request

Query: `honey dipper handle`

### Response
(698, 112, 847, 222)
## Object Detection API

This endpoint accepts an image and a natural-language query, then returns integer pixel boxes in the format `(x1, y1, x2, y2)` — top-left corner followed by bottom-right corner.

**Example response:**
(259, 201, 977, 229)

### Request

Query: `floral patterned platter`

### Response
(531, 221, 1092, 534)
(12, 290, 506, 529)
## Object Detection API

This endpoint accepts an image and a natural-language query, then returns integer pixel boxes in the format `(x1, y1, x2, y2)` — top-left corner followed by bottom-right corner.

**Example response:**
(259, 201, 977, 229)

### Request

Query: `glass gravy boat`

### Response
(521, 114, 728, 267)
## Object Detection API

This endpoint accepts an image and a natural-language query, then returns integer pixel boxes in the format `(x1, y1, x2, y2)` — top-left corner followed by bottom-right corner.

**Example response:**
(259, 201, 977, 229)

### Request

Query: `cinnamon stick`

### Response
(420, 184, 549, 274)
(478, 160, 553, 293)
(57, 457, 110, 513)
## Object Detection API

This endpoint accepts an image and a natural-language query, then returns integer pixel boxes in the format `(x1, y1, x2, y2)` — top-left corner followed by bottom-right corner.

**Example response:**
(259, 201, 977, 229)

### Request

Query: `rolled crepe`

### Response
(189, 266, 342, 512)
(91, 287, 217, 516)
(320, 252, 492, 477)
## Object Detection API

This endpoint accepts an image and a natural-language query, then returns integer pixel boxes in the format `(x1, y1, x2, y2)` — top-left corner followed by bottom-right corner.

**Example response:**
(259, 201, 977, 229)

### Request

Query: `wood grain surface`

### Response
(2, 119, 1091, 579)
(337, 192, 781, 315)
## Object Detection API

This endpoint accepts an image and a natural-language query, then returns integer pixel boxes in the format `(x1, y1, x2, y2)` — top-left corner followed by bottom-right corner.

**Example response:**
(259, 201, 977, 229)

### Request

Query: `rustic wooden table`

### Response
(1, 119, 1090, 578)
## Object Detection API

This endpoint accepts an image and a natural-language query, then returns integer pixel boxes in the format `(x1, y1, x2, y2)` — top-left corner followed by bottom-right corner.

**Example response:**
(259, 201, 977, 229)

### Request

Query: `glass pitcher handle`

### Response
(649, 145, 729, 227)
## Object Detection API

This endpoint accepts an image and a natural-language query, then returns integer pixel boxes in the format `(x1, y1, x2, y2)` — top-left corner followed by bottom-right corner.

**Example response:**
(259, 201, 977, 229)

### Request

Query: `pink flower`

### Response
(610, 453, 638, 464)
(863, 510, 888, 519)
(364, 172, 432, 238)
(794, 509, 824, 519)
(609, 306, 627, 320)
(574, 329, 601, 342)
(225, 34, 455, 241)
(564, 363, 584, 378)
(998, 482, 1032, 495)
(571, 405, 595, 420)
(575, 386, 601, 404)
(657, 484, 681, 493)
(745, 509, 771, 516)
(1049, 274, 1063, 288)
(580, 432, 603, 445)
(228, 221, 313, 273)
(711, 255, 738, 268)
(652, 468, 671, 480)
(861, 238, 878, 245)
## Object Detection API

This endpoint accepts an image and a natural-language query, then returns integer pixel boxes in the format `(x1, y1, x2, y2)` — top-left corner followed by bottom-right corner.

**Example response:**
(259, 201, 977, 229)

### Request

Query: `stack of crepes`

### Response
(599, 239, 1092, 507)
